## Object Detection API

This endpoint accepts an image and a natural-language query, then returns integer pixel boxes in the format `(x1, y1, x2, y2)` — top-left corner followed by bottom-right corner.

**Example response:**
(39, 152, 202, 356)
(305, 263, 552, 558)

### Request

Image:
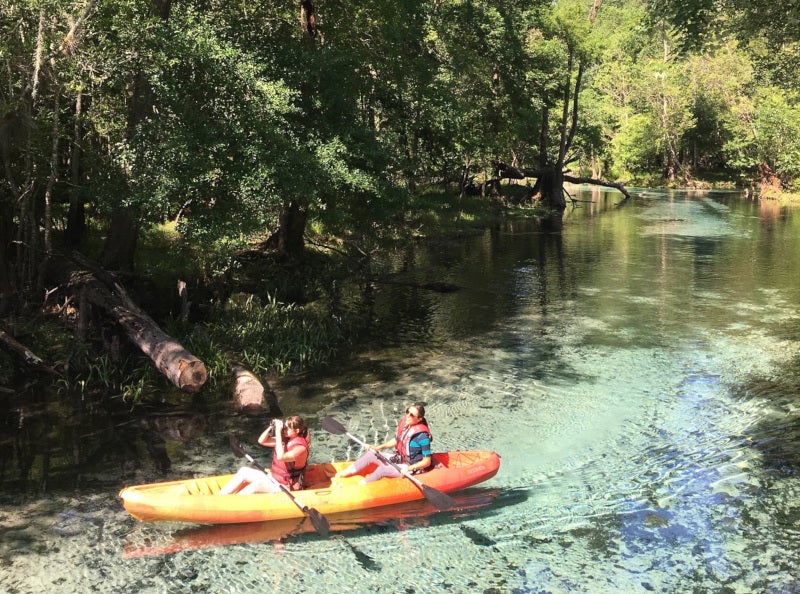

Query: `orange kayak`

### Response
(122, 488, 501, 558)
(118, 450, 500, 524)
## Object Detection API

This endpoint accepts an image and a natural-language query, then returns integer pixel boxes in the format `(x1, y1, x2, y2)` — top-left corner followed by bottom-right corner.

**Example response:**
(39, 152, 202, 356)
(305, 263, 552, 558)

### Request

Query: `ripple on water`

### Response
(4, 192, 800, 592)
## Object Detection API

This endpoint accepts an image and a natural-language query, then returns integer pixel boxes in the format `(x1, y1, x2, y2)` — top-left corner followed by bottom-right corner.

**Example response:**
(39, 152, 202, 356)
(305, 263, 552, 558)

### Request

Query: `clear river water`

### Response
(1, 187, 799, 593)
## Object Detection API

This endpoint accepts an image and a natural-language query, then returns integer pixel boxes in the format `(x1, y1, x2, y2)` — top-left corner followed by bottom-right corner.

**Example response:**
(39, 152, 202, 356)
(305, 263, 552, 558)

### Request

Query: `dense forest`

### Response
(2, 0, 799, 400)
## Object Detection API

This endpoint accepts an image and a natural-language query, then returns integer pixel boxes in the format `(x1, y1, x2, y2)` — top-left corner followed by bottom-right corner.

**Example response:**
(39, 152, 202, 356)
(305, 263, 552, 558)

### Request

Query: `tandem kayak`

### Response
(118, 450, 500, 524)
(122, 488, 502, 558)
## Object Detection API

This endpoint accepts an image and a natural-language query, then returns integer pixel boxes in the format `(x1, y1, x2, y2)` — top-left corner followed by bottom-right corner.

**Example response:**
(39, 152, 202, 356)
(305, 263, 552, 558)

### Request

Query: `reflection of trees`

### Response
(0, 388, 48, 491)
(758, 199, 789, 227)
(89, 405, 207, 474)
(0, 392, 207, 492)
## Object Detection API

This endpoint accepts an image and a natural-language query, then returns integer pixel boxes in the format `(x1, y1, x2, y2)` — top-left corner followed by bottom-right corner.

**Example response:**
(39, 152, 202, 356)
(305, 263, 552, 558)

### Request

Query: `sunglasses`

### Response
(405, 409, 419, 418)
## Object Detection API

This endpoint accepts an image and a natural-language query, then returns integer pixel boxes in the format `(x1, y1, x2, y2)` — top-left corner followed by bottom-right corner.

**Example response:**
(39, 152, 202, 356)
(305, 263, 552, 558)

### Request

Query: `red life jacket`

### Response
(271, 435, 309, 490)
(395, 418, 432, 465)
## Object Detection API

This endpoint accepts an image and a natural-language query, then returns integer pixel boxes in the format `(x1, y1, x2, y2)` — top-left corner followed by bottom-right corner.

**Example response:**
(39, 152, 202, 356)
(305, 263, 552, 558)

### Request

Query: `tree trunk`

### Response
(229, 365, 282, 416)
(66, 88, 86, 248)
(0, 328, 60, 375)
(230, 365, 265, 413)
(300, 0, 317, 38)
(266, 201, 307, 257)
(101, 209, 139, 273)
(0, 203, 13, 314)
(47, 254, 207, 393)
(538, 169, 567, 210)
(101, 1, 172, 275)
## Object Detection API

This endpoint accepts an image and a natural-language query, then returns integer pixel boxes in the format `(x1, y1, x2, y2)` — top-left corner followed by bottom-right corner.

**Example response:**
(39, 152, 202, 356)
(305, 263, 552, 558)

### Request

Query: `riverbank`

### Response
(0, 187, 514, 405)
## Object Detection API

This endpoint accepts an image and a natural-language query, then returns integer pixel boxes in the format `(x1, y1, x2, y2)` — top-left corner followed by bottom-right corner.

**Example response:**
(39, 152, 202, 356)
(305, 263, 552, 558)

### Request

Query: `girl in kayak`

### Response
(219, 415, 310, 494)
(335, 402, 432, 483)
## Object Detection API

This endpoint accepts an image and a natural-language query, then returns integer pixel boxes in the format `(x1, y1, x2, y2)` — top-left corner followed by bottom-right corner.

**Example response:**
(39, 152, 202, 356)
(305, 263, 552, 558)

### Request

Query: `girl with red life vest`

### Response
(335, 402, 432, 484)
(219, 415, 310, 494)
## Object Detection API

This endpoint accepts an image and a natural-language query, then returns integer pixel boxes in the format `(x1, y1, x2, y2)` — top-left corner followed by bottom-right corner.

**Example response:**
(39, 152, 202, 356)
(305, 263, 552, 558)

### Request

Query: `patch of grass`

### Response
(759, 188, 800, 203)
(136, 221, 205, 286)
(182, 292, 352, 380)
(404, 186, 508, 234)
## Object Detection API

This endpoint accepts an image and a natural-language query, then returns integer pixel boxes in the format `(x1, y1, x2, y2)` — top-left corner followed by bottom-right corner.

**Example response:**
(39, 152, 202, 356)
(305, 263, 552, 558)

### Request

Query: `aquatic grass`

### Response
(181, 292, 351, 381)
(56, 347, 160, 404)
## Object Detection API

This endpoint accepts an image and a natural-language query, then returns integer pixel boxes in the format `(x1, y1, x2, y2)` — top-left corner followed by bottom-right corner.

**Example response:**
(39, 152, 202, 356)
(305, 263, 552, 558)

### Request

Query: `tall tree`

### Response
(100, 0, 170, 272)
(524, 0, 630, 209)
(0, 0, 95, 303)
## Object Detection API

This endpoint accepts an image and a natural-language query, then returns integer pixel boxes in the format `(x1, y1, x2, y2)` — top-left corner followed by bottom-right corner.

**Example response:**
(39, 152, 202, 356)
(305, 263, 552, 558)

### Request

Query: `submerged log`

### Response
(230, 364, 283, 416)
(231, 365, 264, 413)
(47, 254, 207, 393)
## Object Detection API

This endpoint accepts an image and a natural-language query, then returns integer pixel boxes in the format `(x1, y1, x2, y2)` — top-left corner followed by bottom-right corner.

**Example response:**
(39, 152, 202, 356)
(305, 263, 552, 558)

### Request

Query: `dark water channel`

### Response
(2, 187, 800, 593)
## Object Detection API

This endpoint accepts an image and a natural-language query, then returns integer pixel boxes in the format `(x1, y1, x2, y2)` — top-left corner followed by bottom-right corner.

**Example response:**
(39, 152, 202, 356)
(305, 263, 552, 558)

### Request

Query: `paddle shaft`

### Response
(229, 436, 329, 536)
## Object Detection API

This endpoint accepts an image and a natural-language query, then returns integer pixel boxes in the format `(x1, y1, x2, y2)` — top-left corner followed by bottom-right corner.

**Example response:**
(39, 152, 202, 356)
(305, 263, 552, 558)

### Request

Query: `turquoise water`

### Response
(2, 189, 799, 593)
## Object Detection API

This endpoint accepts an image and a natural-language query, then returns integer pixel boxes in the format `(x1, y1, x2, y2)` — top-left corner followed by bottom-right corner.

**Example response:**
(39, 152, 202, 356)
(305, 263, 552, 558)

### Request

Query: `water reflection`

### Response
(0, 391, 208, 491)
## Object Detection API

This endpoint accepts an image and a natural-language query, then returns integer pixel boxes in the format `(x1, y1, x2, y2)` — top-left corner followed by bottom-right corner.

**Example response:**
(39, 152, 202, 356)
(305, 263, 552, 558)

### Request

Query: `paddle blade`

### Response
(307, 508, 330, 537)
(229, 435, 245, 458)
(421, 484, 458, 511)
(320, 416, 348, 436)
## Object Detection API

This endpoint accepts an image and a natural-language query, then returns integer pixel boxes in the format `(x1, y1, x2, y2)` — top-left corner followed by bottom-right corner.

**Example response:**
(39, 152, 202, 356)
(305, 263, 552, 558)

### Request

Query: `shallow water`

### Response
(2, 188, 800, 593)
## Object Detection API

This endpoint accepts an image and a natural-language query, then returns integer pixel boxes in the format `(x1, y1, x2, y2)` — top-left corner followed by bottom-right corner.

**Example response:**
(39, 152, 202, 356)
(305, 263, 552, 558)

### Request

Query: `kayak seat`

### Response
(430, 454, 446, 470)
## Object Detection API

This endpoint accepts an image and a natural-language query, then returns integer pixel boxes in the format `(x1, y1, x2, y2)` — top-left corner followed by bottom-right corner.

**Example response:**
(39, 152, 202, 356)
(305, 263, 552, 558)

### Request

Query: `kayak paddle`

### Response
(320, 416, 456, 511)
(228, 435, 330, 537)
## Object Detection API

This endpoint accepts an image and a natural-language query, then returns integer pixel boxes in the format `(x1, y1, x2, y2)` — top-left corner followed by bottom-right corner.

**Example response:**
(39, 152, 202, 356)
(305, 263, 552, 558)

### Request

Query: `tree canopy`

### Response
(2, 0, 800, 311)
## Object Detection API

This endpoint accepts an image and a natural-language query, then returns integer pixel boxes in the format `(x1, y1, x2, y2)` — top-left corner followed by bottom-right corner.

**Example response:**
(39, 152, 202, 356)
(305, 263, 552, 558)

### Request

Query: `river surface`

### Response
(2, 188, 800, 593)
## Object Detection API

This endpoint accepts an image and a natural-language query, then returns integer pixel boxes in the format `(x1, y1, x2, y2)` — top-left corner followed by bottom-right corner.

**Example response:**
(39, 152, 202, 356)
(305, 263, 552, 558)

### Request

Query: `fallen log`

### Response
(0, 328, 61, 376)
(231, 364, 265, 413)
(563, 174, 631, 200)
(494, 161, 525, 180)
(480, 168, 631, 202)
(230, 364, 283, 416)
(46, 253, 207, 393)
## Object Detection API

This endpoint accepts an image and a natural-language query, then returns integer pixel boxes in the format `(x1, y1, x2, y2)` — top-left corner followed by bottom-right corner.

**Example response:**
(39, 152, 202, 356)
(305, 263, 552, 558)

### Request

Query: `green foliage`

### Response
(680, 42, 753, 170)
(116, 10, 300, 234)
(55, 346, 160, 403)
(610, 113, 660, 177)
(8, 0, 800, 400)
(724, 87, 800, 187)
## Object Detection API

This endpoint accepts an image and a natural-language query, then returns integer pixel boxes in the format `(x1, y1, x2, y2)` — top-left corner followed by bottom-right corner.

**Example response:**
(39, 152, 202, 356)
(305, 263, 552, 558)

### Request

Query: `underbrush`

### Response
(7, 185, 513, 403)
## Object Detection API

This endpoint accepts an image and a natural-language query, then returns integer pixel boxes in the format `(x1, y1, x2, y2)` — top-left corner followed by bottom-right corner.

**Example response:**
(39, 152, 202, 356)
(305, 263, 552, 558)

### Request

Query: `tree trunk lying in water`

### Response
(0, 328, 61, 377)
(230, 364, 283, 416)
(47, 253, 207, 393)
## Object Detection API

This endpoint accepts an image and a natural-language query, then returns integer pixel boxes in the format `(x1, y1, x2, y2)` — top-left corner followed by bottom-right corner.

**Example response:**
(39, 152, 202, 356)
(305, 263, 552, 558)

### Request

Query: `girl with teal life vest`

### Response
(219, 415, 310, 494)
(335, 402, 433, 484)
